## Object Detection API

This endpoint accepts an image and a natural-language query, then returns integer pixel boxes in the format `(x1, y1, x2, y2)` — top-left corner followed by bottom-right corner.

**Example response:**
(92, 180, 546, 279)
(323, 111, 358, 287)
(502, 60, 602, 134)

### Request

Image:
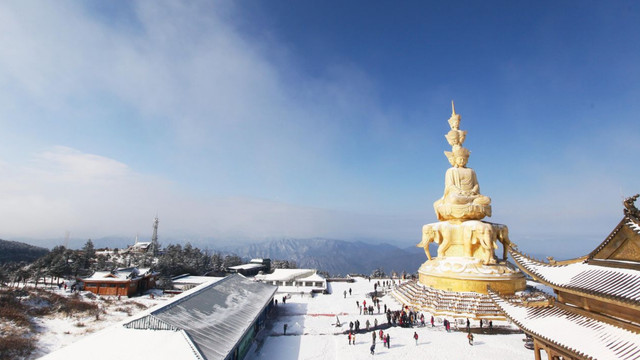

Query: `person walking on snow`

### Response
(283, 323, 287, 335)
(352, 333, 356, 345)
(370, 343, 375, 355)
(431, 315, 434, 327)
(372, 330, 376, 344)
(348, 332, 352, 345)
(349, 288, 352, 296)
(467, 332, 474, 346)
(344, 290, 346, 298)
(414, 331, 418, 345)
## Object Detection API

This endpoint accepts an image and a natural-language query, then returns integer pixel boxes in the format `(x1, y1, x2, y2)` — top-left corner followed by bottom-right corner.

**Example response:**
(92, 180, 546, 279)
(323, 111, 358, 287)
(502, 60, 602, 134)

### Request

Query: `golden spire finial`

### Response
(451, 100, 456, 116)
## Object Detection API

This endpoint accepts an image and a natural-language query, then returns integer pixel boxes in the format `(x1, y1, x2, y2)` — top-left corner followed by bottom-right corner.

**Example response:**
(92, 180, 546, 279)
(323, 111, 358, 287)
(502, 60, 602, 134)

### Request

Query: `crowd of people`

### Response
(281, 278, 498, 355)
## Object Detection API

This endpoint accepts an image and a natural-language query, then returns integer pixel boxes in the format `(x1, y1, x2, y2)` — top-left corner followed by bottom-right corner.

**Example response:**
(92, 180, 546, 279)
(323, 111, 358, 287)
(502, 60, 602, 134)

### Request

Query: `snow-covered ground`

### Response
(246, 277, 533, 360)
(29, 288, 168, 359)
(31, 277, 534, 359)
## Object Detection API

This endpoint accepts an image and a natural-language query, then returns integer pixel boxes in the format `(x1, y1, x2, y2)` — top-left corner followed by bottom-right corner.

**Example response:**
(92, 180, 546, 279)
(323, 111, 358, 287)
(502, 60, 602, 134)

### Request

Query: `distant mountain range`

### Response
(0, 239, 49, 264)
(230, 238, 428, 276)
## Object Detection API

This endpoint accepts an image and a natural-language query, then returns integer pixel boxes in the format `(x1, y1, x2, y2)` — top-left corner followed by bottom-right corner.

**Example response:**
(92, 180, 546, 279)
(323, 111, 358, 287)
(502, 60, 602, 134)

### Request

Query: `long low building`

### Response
(255, 268, 327, 294)
(41, 274, 277, 360)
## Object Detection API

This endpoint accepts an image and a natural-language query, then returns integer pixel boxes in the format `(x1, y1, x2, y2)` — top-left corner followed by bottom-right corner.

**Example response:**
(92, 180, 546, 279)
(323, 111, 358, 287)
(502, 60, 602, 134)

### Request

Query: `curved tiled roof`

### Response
(588, 216, 640, 259)
(509, 247, 640, 305)
(489, 289, 640, 360)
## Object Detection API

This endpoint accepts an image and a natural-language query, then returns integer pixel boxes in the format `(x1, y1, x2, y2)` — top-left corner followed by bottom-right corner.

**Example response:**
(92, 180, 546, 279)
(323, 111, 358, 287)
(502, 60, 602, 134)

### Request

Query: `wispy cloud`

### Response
(0, 1, 637, 257)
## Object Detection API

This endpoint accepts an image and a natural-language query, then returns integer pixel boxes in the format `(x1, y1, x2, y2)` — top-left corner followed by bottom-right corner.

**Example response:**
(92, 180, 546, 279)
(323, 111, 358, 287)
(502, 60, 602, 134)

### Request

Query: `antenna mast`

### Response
(150, 216, 159, 256)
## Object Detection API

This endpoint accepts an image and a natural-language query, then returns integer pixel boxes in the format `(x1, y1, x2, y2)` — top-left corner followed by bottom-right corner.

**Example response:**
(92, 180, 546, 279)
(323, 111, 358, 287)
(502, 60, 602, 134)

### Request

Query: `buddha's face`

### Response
(448, 115, 461, 129)
(454, 155, 468, 167)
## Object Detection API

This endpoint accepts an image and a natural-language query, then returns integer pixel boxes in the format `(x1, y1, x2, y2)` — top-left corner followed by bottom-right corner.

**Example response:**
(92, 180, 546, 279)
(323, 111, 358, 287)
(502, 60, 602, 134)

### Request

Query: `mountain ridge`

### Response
(230, 238, 426, 276)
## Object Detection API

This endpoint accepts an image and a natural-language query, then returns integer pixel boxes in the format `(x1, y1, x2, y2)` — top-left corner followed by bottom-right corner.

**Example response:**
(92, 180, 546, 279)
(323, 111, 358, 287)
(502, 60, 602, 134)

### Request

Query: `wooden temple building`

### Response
(79, 267, 157, 297)
(492, 195, 640, 360)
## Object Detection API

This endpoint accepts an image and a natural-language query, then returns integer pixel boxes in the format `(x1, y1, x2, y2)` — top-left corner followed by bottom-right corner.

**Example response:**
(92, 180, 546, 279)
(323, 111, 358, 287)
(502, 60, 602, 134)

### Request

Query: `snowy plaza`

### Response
(246, 277, 531, 360)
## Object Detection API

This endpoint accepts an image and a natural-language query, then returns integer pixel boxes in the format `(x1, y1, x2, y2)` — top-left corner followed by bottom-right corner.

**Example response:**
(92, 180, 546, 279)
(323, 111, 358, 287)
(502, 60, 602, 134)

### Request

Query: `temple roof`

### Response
(587, 215, 640, 264)
(509, 247, 640, 305)
(489, 290, 640, 360)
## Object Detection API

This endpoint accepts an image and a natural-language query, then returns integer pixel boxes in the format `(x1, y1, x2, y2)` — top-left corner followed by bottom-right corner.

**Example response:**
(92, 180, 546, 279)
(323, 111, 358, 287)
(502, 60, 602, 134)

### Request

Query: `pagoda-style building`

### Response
(492, 195, 640, 360)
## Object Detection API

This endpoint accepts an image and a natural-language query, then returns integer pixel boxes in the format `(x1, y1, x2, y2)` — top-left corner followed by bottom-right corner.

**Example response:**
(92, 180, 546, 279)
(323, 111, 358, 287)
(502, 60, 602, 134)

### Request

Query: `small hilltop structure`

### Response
(393, 102, 526, 319)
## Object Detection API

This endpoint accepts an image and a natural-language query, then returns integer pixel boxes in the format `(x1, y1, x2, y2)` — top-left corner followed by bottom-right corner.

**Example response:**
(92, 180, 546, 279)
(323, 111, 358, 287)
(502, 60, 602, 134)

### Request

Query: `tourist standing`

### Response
(349, 288, 352, 296)
(466, 318, 470, 331)
(366, 319, 370, 330)
(348, 332, 352, 345)
(372, 330, 376, 344)
(344, 290, 346, 298)
(467, 332, 474, 346)
(370, 343, 375, 355)
(386, 334, 390, 348)
(352, 333, 356, 345)
(414, 331, 419, 345)
(283, 323, 288, 335)
(374, 318, 378, 328)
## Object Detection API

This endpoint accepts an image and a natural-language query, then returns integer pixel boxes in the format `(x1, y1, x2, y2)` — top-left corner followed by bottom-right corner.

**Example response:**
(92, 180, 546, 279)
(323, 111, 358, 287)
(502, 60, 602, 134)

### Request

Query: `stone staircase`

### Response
(391, 280, 505, 319)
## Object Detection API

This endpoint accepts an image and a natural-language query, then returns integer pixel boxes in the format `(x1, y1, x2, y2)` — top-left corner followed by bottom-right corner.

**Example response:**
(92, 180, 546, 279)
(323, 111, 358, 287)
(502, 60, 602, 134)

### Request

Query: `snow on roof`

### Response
(255, 269, 316, 282)
(123, 274, 277, 360)
(228, 263, 265, 270)
(171, 276, 224, 285)
(299, 272, 326, 282)
(628, 218, 640, 234)
(587, 216, 640, 259)
(490, 290, 640, 360)
(510, 249, 640, 303)
(82, 267, 154, 282)
(39, 325, 203, 360)
(132, 241, 151, 247)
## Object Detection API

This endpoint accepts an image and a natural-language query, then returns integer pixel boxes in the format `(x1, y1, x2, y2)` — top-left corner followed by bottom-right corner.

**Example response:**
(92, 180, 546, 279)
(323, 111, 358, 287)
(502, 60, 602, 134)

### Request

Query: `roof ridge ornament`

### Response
(623, 194, 639, 218)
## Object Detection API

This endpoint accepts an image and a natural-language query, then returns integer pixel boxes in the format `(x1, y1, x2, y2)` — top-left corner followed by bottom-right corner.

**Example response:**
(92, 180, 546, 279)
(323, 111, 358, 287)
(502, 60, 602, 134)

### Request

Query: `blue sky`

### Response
(0, 1, 638, 257)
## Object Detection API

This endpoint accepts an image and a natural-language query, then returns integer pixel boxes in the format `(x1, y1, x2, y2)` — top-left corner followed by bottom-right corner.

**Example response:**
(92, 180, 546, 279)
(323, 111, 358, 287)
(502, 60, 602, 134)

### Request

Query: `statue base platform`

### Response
(418, 257, 526, 295)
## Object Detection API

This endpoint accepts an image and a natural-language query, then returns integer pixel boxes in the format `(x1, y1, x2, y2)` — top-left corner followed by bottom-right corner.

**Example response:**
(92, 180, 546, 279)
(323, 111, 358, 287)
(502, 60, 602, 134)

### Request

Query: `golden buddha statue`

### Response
(433, 103, 491, 222)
